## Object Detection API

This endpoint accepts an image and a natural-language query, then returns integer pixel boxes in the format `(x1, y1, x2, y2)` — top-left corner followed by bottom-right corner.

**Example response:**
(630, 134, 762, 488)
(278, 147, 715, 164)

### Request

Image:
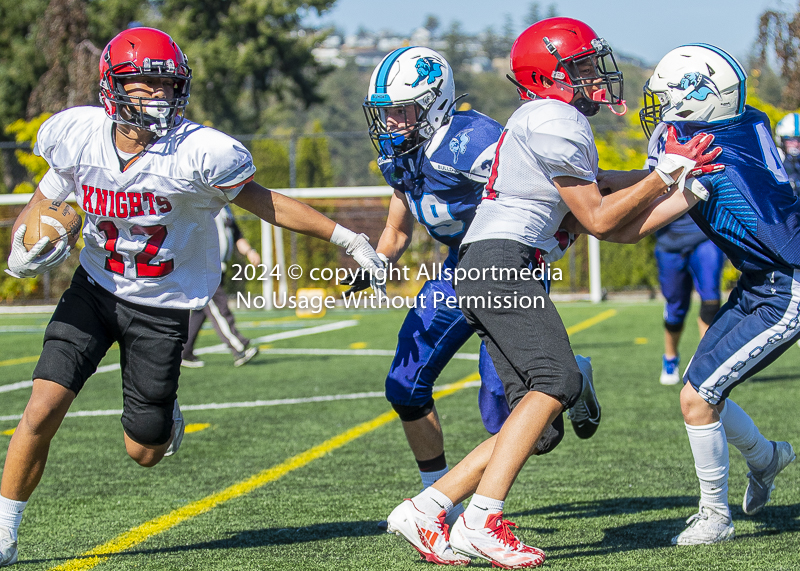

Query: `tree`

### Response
(525, 3, 540, 26)
(481, 26, 506, 61)
(26, 0, 98, 118)
(442, 21, 469, 74)
(423, 15, 440, 36)
(157, 0, 336, 134)
(757, 5, 800, 109)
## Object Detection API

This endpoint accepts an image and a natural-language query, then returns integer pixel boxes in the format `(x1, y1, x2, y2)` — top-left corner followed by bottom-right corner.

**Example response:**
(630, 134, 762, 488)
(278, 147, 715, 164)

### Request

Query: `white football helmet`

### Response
(640, 44, 746, 138)
(364, 46, 456, 156)
(776, 113, 800, 156)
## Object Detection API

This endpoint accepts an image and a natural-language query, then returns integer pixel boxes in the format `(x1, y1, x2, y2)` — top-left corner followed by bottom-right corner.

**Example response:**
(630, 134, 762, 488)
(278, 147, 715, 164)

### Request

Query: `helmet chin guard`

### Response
(99, 28, 192, 137)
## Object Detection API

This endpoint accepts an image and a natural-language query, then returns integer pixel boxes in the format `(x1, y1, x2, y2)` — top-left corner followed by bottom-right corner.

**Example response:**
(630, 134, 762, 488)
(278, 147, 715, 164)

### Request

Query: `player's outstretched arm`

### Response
(553, 171, 677, 240)
(596, 169, 649, 194)
(602, 187, 701, 244)
(232, 181, 387, 297)
(376, 189, 415, 264)
(233, 181, 337, 240)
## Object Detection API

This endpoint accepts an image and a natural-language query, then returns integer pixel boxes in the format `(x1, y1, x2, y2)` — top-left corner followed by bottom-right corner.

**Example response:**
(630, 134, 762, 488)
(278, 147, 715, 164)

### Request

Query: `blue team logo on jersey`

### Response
(449, 129, 472, 164)
(668, 72, 720, 102)
(410, 58, 443, 88)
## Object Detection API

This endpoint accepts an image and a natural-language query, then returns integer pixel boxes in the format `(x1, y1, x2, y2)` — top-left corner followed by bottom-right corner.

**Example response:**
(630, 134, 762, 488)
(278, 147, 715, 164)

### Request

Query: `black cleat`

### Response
(567, 355, 601, 439)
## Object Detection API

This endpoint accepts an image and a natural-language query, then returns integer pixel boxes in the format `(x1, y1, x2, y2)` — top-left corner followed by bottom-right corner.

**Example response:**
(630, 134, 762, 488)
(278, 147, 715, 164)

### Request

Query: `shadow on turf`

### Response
(135, 520, 385, 556)
(506, 497, 800, 560)
(17, 504, 800, 566)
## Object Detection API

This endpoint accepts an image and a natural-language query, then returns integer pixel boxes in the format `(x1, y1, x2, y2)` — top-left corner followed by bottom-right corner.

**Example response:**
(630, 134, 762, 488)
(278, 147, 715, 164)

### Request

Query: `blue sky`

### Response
(307, 0, 793, 65)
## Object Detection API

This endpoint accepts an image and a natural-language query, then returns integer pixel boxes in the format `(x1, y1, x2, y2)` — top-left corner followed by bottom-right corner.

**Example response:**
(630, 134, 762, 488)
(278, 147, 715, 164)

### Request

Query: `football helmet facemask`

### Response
(364, 47, 457, 157)
(508, 17, 625, 117)
(640, 44, 746, 139)
(99, 27, 191, 137)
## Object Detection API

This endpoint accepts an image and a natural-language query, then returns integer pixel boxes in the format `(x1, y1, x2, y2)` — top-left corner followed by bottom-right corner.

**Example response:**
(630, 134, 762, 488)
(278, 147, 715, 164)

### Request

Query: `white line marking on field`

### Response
(0, 380, 481, 422)
(193, 320, 359, 355)
(0, 320, 360, 394)
(258, 348, 479, 361)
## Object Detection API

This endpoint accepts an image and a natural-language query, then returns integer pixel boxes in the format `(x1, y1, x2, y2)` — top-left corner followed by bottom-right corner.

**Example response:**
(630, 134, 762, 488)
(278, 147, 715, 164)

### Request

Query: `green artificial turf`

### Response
(0, 302, 797, 570)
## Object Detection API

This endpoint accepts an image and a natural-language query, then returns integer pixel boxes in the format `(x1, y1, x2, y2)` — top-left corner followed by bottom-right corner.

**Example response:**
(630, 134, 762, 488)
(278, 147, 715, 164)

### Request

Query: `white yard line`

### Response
(0, 320, 360, 394)
(257, 348, 479, 360)
(0, 380, 481, 422)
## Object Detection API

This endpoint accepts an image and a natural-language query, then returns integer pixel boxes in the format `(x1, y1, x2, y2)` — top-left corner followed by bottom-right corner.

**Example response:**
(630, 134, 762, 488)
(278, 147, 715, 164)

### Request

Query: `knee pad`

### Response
(699, 301, 721, 326)
(121, 402, 173, 446)
(391, 398, 435, 422)
(534, 413, 565, 456)
(664, 320, 684, 333)
(391, 398, 433, 422)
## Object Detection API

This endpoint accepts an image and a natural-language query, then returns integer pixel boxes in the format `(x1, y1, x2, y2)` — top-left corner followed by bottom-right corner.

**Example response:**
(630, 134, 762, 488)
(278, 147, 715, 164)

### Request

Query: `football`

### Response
(22, 199, 82, 254)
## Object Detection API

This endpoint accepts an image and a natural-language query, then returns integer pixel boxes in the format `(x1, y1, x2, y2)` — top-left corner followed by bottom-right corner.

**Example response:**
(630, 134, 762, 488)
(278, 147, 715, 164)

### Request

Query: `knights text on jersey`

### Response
(35, 106, 256, 309)
(652, 107, 800, 273)
(378, 109, 502, 250)
(462, 98, 598, 258)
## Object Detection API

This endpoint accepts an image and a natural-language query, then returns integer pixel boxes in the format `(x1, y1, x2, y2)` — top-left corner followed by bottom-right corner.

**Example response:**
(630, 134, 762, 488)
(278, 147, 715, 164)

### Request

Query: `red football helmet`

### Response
(99, 27, 191, 136)
(508, 17, 625, 116)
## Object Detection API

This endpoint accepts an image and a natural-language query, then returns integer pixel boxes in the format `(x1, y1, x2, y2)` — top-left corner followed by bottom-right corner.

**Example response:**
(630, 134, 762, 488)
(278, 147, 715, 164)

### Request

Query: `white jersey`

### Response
(35, 106, 256, 309)
(462, 99, 597, 259)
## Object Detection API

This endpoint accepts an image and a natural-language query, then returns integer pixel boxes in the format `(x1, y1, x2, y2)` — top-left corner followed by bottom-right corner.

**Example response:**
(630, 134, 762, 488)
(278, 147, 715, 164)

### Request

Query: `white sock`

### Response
(719, 399, 773, 470)
(420, 466, 449, 490)
(412, 486, 454, 516)
(464, 494, 504, 529)
(0, 496, 26, 539)
(685, 421, 730, 516)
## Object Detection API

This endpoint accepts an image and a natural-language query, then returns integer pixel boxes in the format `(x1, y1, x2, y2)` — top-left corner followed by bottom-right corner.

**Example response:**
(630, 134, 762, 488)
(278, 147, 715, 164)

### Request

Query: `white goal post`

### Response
(0, 188, 603, 305)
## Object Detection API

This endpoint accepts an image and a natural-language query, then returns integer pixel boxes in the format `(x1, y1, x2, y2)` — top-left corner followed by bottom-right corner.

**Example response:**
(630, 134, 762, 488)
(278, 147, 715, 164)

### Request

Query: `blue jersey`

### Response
(378, 109, 502, 251)
(655, 213, 708, 254)
(666, 106, 800, 273)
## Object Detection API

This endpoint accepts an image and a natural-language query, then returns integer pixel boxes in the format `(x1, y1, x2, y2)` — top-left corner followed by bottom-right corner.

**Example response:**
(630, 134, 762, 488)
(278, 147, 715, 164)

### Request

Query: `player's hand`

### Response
(654, 125, 722, 193)
(344, 235, 388, 300)
(6, 224, 71, 279)
(341, 253, 389, 297)
(543, 229, 577, 263)
(689, 163, 725, 178)
(330, 225, 388, 300)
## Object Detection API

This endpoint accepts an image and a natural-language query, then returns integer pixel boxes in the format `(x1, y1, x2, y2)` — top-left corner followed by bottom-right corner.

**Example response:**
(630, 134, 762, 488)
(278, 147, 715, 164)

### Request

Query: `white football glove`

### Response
(6, 224, 71, 279)
(330, 224, 388, 300)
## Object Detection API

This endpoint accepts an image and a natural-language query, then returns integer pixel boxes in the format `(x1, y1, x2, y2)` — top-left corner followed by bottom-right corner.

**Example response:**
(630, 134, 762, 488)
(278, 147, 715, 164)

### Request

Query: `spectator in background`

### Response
(653, 214, 724, 385)
(181, 205, 261, 368)
(775, 113, 800, 196)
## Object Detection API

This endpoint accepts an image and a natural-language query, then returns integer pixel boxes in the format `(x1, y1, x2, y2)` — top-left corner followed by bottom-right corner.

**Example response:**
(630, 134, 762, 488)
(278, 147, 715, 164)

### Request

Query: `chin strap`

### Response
(591, 89, 627, 116)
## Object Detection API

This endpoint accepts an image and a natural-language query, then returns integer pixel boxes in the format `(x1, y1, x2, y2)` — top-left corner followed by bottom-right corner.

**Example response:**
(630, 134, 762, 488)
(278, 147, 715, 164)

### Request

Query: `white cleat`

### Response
(0, 528, 18, 567)
(743, 441, 796, 515)
(671, 505, 734, 546)
(444, 502, 465, 529)
(660, 355, 681, 385)
(164, 399, 184, 457)
(450, 512, 545, 569)
(386, 499, 470, 566)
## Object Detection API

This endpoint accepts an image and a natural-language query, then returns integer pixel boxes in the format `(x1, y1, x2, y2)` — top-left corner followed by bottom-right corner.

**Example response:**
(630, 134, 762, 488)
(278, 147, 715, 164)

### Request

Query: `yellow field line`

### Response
(0, 356, 39, 367)
(47, 373, 478, 571)
(566, 309, 617, 335)
(46, 308, 616, 571)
